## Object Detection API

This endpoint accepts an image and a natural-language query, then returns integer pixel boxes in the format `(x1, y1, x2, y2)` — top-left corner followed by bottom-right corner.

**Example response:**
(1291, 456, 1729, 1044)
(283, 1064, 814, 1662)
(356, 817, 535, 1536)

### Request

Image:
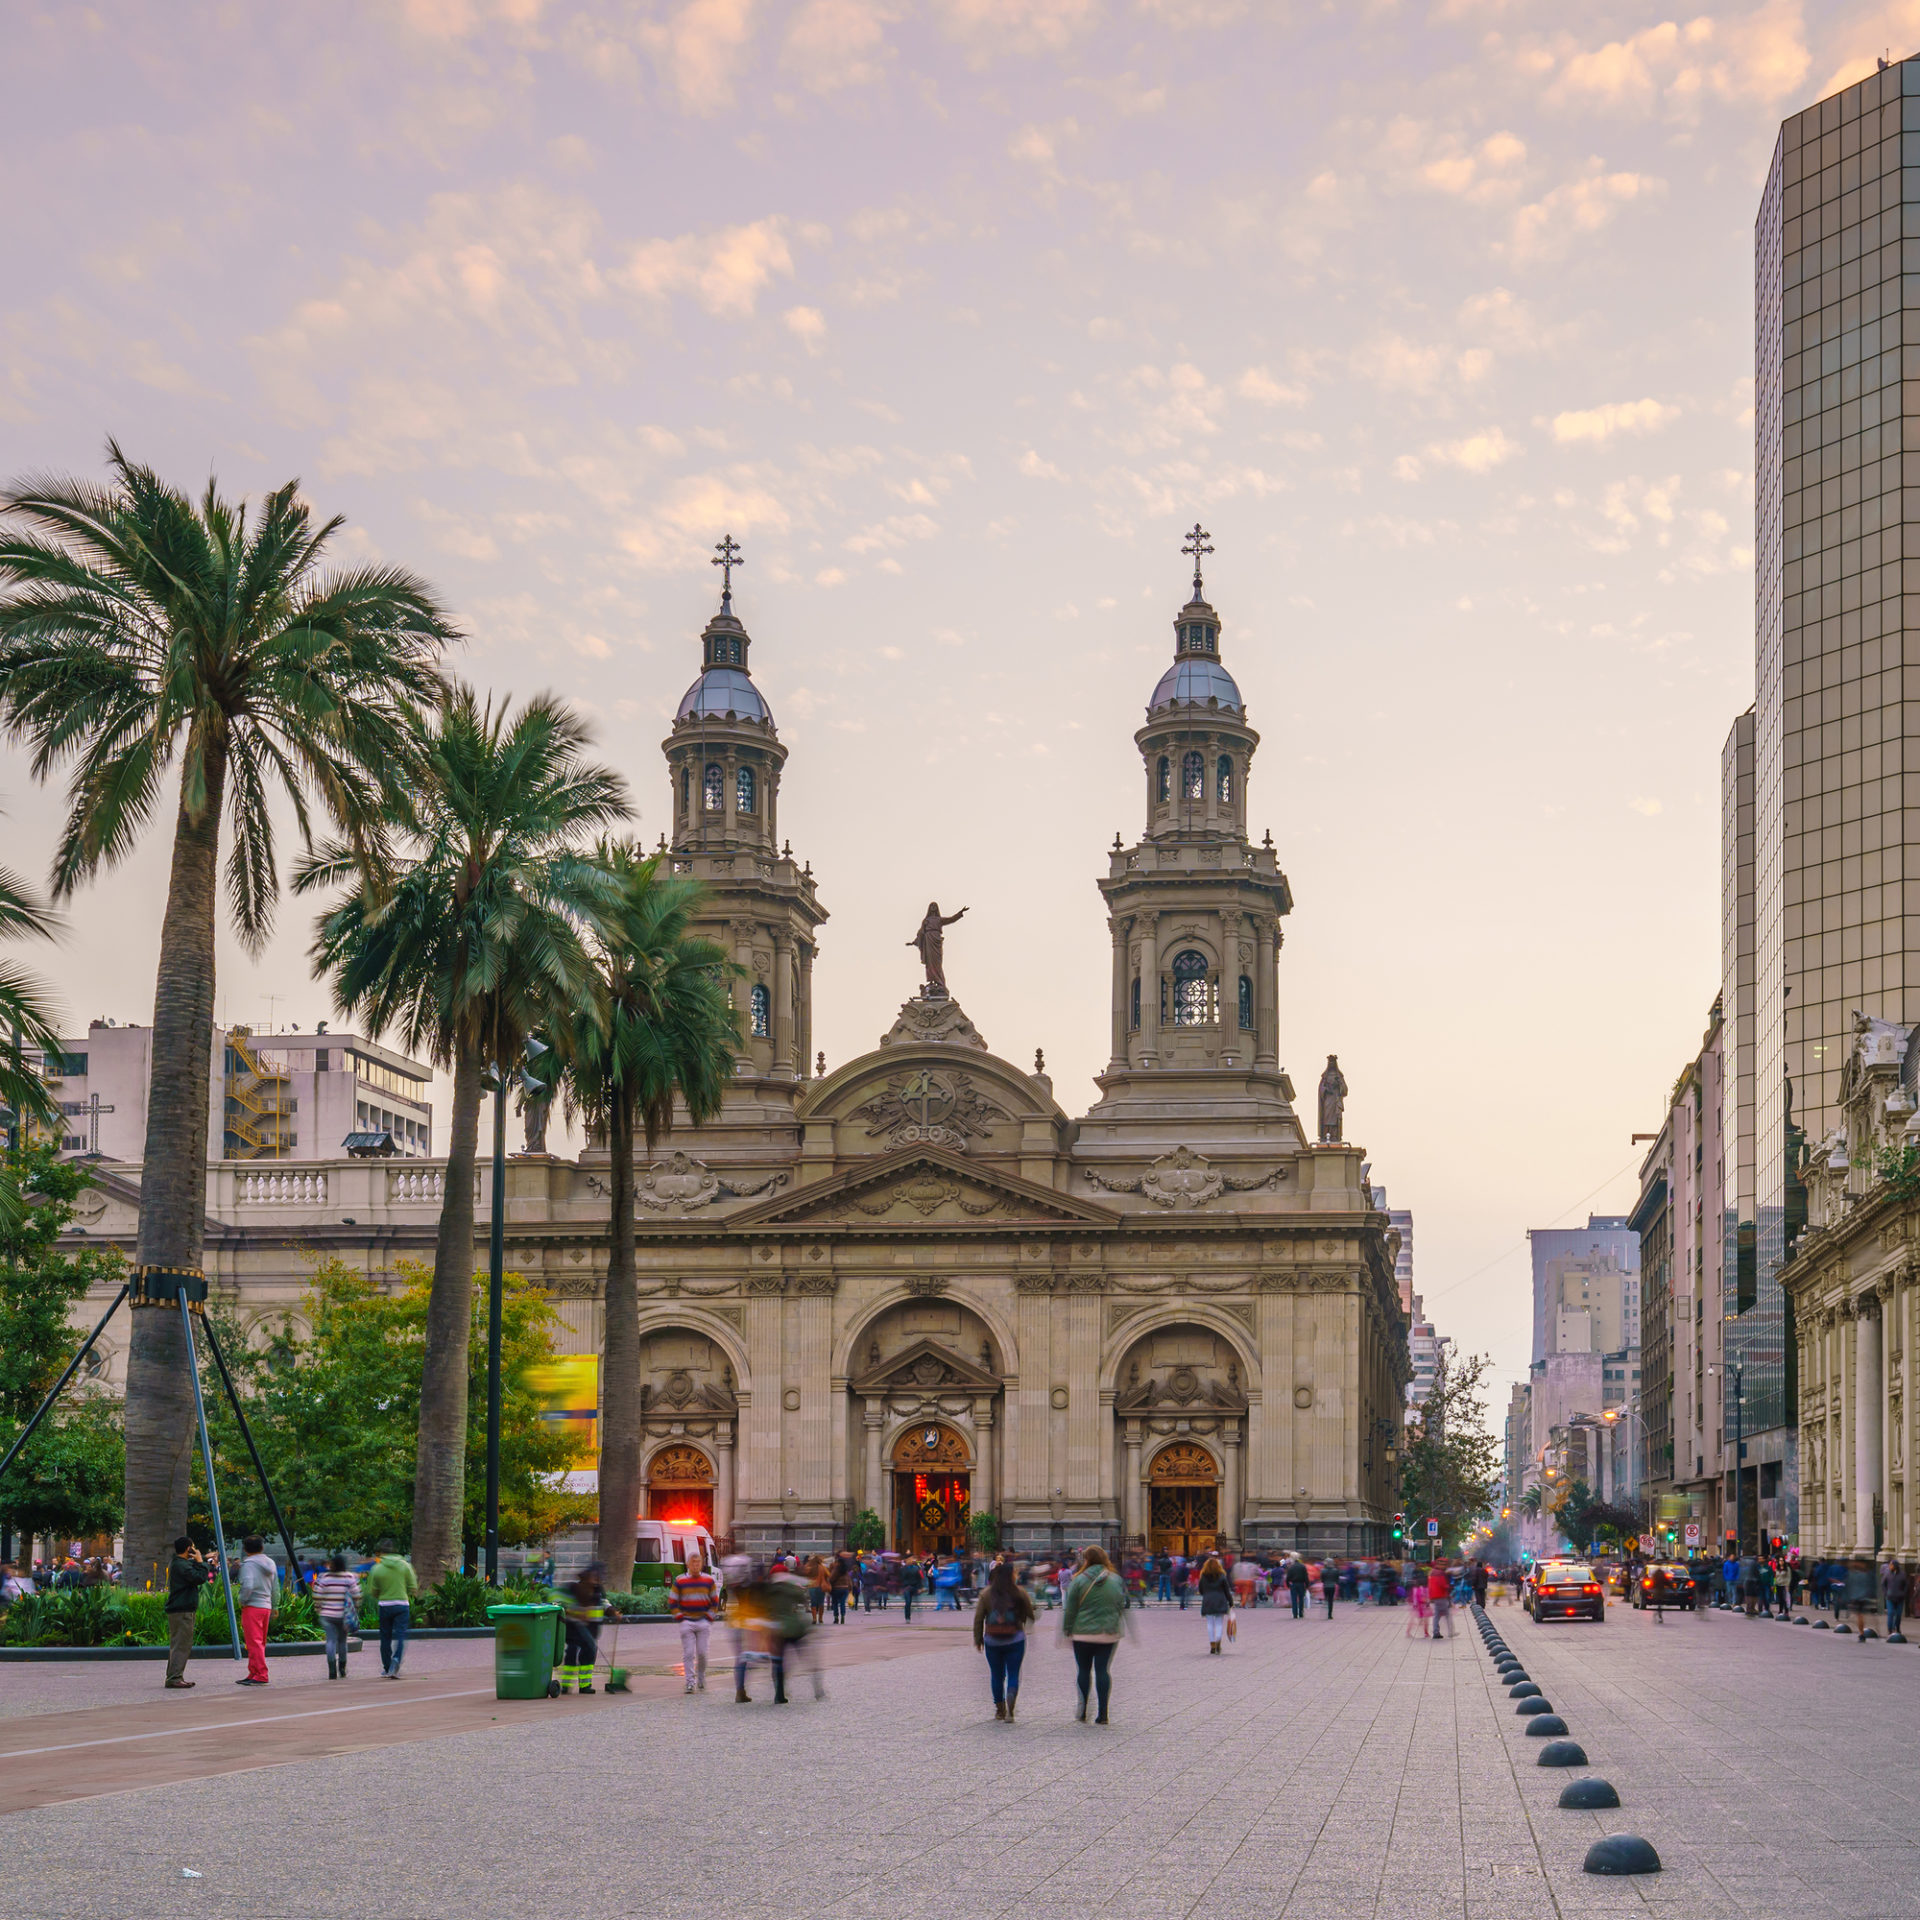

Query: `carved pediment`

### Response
(721, 1146, 1118, 1232)
(1116, 1368, 1248, 1415)
(851, 1337, 1002, 1396)
(639, 1369, 738, 1414)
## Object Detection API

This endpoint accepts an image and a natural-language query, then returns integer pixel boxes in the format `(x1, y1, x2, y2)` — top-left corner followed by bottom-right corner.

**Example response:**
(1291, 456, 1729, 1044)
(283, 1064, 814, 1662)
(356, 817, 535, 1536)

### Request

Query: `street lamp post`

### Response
(483, 1037, 549, 1586)
(1707, 1363, 1746, 1558)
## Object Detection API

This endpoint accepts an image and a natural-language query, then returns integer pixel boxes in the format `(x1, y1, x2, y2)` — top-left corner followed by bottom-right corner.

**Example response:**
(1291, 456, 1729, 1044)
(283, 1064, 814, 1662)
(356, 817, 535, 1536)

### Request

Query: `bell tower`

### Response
(662, 536, 827, 1105)
(1084, 526, 1300, 1145)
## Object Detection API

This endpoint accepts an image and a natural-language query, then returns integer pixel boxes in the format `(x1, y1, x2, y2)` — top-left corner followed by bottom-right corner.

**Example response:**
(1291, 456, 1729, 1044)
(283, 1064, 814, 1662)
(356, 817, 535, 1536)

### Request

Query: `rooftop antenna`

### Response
(712, 533, 743, 613)
(1181, 521, 1213, 599)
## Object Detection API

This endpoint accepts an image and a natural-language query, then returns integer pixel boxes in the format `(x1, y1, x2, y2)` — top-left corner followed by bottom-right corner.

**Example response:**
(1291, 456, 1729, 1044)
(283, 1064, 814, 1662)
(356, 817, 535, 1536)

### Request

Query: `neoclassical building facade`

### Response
(68, 552, 1410, 1561)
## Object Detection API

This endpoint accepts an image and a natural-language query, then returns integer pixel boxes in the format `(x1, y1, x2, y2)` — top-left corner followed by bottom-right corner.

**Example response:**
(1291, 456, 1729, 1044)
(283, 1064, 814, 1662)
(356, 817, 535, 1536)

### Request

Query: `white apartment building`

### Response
(46, 1019, 434, 1163)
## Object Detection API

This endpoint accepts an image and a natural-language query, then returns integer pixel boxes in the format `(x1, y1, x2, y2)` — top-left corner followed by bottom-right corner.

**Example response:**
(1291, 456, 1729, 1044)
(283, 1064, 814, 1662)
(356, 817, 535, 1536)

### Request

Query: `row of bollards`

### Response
(1474, 1602, 1661, 1877)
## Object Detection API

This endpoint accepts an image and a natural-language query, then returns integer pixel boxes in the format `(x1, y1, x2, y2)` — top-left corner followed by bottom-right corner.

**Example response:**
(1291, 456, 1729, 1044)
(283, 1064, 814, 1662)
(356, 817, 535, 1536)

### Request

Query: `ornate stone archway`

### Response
(890, 1421, 973, 1555)
(645, 1441, 716, 1530)
(1146, 1439, 1222, 1559)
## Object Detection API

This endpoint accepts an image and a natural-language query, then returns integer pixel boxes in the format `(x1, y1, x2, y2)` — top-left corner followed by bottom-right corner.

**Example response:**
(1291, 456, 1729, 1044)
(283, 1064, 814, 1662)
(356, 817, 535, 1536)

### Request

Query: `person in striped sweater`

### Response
(672, 1550, 719, 1693)
(312, 1554, 362, 1680)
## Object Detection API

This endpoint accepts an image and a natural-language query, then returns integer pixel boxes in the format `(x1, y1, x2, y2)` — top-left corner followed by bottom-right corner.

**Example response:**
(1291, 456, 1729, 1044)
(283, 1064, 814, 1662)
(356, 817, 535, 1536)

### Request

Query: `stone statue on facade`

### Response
(909, 901, 968, 996)
(1317, 1054, 1347, 1144)
(518, 1084, 552, 1156)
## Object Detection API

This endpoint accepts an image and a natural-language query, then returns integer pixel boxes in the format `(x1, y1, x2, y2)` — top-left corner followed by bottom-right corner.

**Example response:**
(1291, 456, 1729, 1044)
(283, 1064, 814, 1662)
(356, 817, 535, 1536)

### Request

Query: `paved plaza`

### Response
(4, 1598, 1919, 1917)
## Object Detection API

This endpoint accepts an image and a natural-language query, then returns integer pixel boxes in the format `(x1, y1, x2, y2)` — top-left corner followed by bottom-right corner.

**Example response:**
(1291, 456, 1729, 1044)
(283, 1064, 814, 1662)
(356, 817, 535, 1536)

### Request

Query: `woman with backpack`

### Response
(1061, 1544, 1131, 1724)
(973, 1557, 1036, 1720)
(1197, 1553, 1233, 1654)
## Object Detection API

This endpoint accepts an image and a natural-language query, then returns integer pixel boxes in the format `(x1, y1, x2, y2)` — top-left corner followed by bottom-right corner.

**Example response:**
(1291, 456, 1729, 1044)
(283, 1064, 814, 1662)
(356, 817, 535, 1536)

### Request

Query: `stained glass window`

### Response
(1172, 949, 1212, 1026)
(1217, 755, 1233, 804)
(1238, 975, 1253, 1029)
(750, 983, 770, 1038)
(1157, 756, 1171, 802)
(1182, 751, 1204, 801)
(703, 763, 724, 812)
(737, 765, 757, 814)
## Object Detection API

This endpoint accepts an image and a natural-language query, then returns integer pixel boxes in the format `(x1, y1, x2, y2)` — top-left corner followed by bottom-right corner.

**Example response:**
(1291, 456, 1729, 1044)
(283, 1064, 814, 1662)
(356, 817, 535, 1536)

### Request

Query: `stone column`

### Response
(1857, 1299, 1884, 1555)
(1108, 916, 1130, 1072)
(714, 1426, 735, 1542)
(798, 944, 813, 1080)
(773, 930, 795, 1077)
(1139, 914, 1161, 1067)
(728, 920, 755, 1049)
(1221, 1422, 1242, 1548)
(1123, 1423, 1144, 1541)
(974, 1401, 995, 1526)
(863, 1402, 886, 1529)
(1254, 916, 1278, 1069)
(1221, 909, 1243, 1052)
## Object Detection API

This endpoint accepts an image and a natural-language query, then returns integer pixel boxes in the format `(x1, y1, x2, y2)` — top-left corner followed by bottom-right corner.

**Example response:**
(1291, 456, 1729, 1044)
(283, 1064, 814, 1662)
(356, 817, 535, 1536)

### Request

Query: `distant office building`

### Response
(1370, 1184, 1414, 1315)
(1529, 1216, 1639, 1364)
(1405, 1292, 1448, 1419)
(45, 1019, 434, 1163)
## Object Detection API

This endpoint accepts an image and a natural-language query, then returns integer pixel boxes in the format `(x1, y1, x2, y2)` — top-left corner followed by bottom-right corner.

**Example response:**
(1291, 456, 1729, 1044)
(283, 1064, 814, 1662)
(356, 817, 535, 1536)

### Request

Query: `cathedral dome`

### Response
(676, 665, 771, 724)
(1148, 657, 1243, 716)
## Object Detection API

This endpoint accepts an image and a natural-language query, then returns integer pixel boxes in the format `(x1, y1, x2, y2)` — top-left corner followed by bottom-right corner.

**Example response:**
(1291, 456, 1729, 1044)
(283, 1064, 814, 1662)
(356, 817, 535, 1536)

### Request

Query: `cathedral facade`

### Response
(69, 547, 1409, 1562)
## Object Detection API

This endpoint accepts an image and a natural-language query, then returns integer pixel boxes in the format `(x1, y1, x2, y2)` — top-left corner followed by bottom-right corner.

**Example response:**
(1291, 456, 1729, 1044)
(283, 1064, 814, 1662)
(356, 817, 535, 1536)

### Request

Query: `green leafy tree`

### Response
(846, 1509, 884, 1552)
(298, 688, 627, 1582)
(1397, 1352, 1502, 1555)
(555, 840, 738, 1590)
(0, 1149, 127, 1557)
(0, 447, 455, 1582)
(201, 1255, 592, 1558)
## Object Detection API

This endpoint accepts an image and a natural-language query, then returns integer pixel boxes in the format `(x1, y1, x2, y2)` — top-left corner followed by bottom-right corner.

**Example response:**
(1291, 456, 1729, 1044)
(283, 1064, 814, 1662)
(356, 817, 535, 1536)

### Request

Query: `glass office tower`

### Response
(1743, 61, 1920, 1544)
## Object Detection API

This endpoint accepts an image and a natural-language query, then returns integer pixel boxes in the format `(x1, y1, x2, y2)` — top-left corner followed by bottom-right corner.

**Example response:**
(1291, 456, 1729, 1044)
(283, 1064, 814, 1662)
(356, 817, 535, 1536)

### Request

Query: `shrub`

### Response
(607, 1588, 670, 1616)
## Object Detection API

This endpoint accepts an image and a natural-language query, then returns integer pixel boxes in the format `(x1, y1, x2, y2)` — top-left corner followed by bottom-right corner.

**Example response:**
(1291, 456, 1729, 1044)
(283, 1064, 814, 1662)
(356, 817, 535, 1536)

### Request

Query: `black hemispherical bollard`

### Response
(1584, 1836, 1660, 1875)
(1813, 1619, 1832, 1630)
(1535, 1738, 1586, 1766)
(1557, 1778, 1620, 1809)
(1517, 1697, 1554, 1716)
(1509, 1681, 1541, 1698)
(1525, 1714, 1570, 1736)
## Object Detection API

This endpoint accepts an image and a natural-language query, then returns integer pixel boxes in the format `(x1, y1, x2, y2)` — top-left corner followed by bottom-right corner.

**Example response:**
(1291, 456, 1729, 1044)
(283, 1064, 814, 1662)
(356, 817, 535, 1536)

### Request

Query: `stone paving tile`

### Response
(7, 1599, 1920, 1916)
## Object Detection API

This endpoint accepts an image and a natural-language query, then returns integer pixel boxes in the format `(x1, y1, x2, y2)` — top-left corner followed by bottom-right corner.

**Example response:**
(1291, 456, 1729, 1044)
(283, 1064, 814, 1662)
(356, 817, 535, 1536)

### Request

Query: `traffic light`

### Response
(1391, 1512, 1405, 1544)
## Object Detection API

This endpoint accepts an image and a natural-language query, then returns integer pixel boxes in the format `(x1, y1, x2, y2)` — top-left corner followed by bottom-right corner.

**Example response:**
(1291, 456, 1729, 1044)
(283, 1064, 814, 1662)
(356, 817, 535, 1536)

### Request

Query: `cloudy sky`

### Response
(1, 0, 1903, 1394)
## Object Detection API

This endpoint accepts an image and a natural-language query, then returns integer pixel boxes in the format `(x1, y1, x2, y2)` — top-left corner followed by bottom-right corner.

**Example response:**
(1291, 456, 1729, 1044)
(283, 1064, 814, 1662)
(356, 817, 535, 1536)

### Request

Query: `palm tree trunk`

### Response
(411, 1042, 484, 1585)
(597, 1091, 641, 1593)
(123, 738, 226, 1590)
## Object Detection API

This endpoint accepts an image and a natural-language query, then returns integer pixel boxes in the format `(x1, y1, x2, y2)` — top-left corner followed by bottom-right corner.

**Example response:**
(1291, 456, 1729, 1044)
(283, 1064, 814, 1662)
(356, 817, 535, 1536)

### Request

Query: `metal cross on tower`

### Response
(712, 533, 743, 610)
(81, 1091, 114, 1157)
(1181, 521, 1213, 598)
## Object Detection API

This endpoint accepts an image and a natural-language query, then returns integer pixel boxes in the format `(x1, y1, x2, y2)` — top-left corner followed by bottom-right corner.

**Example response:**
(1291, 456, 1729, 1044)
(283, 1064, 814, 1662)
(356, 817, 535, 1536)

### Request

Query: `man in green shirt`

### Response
(366, 1539, 419, 1679)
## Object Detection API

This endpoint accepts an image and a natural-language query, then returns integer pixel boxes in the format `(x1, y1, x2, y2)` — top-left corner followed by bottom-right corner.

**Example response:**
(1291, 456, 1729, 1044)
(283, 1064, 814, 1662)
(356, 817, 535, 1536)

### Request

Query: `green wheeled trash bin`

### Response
(487, 1602, 564, 1699)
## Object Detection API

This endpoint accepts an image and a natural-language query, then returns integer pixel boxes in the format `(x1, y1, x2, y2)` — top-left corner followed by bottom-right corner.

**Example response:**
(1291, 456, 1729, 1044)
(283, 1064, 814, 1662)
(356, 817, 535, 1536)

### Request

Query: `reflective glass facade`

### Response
(1747, 64, 1920, 1458)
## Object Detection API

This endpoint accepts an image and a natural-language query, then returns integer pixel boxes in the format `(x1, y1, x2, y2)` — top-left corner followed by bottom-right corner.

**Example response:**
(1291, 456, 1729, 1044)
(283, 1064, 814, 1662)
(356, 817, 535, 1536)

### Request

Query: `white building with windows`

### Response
(45, 1019, 434, 1163)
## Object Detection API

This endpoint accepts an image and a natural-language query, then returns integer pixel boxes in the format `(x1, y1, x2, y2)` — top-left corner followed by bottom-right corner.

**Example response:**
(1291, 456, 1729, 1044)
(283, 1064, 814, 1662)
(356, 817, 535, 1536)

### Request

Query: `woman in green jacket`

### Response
(1060, 1544, 1130, 1724)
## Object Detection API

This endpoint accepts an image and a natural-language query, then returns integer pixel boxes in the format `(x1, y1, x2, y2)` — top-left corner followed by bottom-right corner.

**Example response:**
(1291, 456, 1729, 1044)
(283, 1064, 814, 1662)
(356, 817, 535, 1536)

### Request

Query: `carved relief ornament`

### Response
(1084, 1146, 1285, 1210)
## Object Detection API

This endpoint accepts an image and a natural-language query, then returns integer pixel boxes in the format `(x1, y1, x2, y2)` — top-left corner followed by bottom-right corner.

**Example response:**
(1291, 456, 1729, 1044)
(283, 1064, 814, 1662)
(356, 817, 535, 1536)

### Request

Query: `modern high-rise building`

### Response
(1528, 1217, 1639, 1364)
(1370, 1184, 1414, 1316)
(1728, 60, 1920, 1545)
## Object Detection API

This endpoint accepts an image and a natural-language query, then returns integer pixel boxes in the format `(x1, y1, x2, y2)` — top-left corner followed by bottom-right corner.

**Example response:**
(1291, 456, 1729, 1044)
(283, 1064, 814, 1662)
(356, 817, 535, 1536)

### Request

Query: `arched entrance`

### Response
(1147, 1441, 1219, 1557)
(891, 1423, 972, 1556)
(646, 1443, 715, 1530)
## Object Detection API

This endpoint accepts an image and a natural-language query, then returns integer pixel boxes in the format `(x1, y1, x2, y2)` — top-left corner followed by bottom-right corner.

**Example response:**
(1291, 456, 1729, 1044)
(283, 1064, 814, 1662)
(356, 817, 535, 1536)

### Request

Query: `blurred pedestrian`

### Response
(1231, 1553, 1259, 1611)
(829, 1547, 854, 1624)
(974, 1558, 1036, 1719)
(767, 1556, 821, 1702)
(1469, 1561, 1489, 1608)
(673, 1546, 718, 1693)
(1198, 1552, 1233, 1653)
(805, 1554, 828, 1625)
(1320, 1558, 1338, 1619)
(1286, 1555, 1310, 1619)
(1061, 1544, 1131, 1724)
(312, 1552, 361, 1681)
(367, 1538, 419, 1679)
(163, 1536, 210, 1690)
(1845, 1555, 1875, 1636)
(1427, 1560, 1454, 1638)
(1405, 1572, 1430, 1638)
(1882, 1558, 1909, 1640)
(933, 1554, 962, 1610)
(899, 1553, 924, 1621)
(234, 1534, 277, 1686)
(560, 1561, 607, 1694)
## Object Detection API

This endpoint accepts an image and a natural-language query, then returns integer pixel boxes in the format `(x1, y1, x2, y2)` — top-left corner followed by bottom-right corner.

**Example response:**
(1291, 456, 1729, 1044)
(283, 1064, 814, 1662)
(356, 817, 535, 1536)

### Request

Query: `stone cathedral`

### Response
(69, 538, 1409, 1563)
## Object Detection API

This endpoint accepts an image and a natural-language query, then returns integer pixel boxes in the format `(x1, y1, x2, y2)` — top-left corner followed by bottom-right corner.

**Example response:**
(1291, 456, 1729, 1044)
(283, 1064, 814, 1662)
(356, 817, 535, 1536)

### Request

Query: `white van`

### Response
(636, 1518, 721, 1580)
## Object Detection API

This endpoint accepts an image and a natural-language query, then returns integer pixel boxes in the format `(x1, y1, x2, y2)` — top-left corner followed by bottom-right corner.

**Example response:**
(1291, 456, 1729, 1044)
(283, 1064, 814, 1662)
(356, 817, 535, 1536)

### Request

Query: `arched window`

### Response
(750, 983, 770, 1038)
(1130, 977, 1141, 1030)
(703, 764, 724, 812)
(1217, 755, 1234, 805)
(1182, 751, 1204, 800)
(1171, 949, 1212, 1026)
(1157, 757, 1171, 803)
(737, 765, 757, 814)
(1238, 975, 1253, 1029)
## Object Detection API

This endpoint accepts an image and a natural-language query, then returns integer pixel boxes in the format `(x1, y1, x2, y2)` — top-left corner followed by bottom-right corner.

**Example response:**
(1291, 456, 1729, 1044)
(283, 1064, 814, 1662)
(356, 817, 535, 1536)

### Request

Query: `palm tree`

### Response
(1518, 1486, 1543, 1520)
(556, 840, 739, 1590)
(0, 447, 453, 1584)
(0, 857, 67, 1156)
(299, 687, 628, 1582)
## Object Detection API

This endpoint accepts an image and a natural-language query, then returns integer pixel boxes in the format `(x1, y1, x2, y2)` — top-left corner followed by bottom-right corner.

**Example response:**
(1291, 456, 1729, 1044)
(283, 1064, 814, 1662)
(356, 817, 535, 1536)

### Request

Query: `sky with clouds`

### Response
(3, 0, 1910, 1396)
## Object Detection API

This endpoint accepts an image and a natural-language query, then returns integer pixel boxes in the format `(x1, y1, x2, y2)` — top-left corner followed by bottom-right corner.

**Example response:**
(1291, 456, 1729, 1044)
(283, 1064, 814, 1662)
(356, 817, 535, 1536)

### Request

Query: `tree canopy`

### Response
(1397, 1351, 1502, 1555)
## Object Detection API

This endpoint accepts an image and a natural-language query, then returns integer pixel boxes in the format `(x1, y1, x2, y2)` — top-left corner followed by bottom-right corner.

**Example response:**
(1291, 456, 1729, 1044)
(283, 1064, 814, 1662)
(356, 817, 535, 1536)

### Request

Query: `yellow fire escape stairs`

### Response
(225, 1028, 293, 1159)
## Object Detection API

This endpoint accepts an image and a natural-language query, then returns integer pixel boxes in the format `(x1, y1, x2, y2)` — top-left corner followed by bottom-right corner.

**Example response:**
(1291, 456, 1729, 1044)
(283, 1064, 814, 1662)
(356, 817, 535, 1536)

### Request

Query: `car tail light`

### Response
(1583, 1584, 1600, 1595)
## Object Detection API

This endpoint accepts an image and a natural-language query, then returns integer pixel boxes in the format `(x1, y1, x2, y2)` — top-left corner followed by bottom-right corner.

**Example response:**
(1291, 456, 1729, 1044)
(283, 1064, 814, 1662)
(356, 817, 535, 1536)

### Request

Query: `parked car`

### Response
(1630, 1561, 1696, 1611)
(1530, 1561, 1606, 1622)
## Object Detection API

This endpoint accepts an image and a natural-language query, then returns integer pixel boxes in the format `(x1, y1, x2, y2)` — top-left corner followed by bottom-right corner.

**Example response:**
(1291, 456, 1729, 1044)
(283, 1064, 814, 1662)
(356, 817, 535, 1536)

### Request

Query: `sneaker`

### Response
(235, 1677, 265, 1685)
(684, 1683, 696, 1695)
(696, 1677, 706, 1691)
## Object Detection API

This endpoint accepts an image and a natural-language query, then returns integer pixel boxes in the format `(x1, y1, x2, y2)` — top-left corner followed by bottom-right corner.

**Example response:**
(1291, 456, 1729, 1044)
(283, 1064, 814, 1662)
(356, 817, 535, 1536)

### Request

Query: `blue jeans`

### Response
(1156, 1573, 1171, 1601)
(935, 1585, 958, 1610)
(378, 1602, 410, 1674)
(832, 1589, 848, 1623)
(321, 1616, 351, 1671)
(984, 1636, 1025, 1706)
